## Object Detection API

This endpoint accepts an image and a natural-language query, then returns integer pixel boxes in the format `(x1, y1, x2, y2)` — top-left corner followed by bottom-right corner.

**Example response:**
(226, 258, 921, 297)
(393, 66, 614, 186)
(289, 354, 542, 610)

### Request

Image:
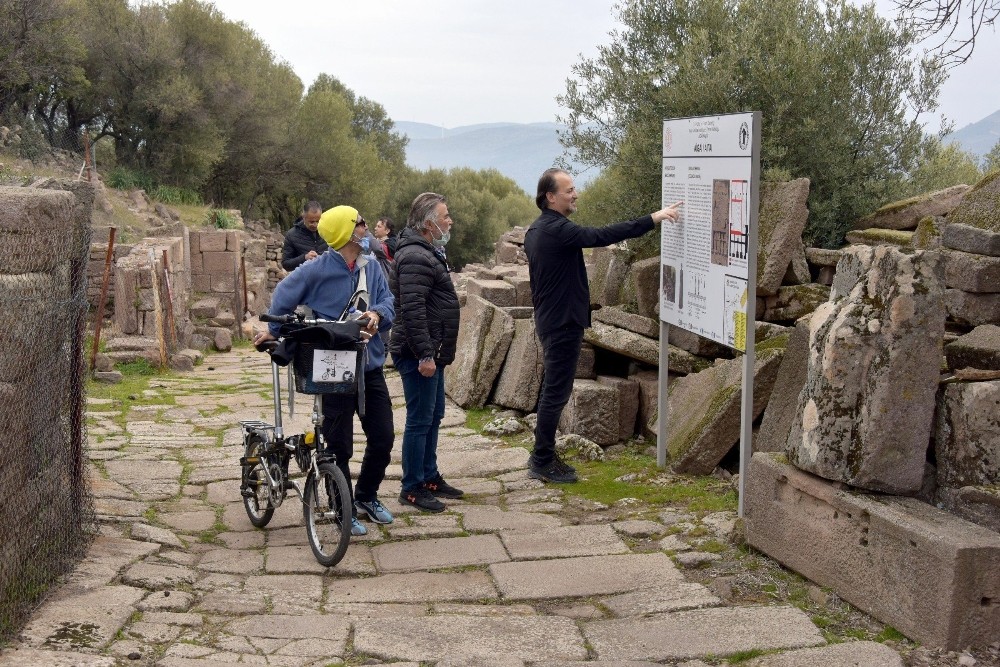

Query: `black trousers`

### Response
(321, 368, 394, 509)
(531, 325, 584, 467)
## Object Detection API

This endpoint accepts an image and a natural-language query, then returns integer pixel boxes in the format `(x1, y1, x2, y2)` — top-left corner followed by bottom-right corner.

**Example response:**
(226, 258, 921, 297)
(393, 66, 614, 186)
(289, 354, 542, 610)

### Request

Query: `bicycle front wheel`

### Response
(302, 461, 351, 567)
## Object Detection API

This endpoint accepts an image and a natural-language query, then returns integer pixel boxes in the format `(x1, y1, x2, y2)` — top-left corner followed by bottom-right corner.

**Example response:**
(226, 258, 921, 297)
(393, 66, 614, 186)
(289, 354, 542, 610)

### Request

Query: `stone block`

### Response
(804, 247, 842, 267)
(913, 215, 944, 249)
(941, 248, 1000, 293)
(941, 223, 1000, 257)
(202, 250, 237, 274)
(245, 238, 267, 264)
(585, 322, 709, 374)
(0, 273, 56, 382)
(598, 246, 633, 306)
(935, 379, 1000, 487)
(632, 256, 661, 318)
(663, 324, 730, 358)
(502, 274, 533, 307)
(225, 230, 241, 252)
(945, 325, 1000, 371)
(936, 486, 1000, 533)
(761, 284, 830, 322)
(213, 328, 233, 352)
(211, 272, 236, 293)
(757, 178, 810, 296)
(632, 369, 660, 439)
(844, 229, 914, 248)
(113, 266, 140, 334)
(198, 231, 228, 252)
(574, 342, 596, 379)
(946, 171, 1000, 233)
(944, 289, 1000, 326)
(593, 305, 660, 339)
(445, 296, 516, 408)
(782, 238, 812, 285)
(745, 452, 1000, 650)
(756, 316, 810, 453)
(558, 379, 620, 445)
(0, 186, 76, 273)
(787, 247, 945, 494)
(597, 375, 640, 440)
(852, 184, 970, 231)
(666, 348, 784, 474)
(466, 278, 516, 307)
(191, 274, 212, 293)
(494, 240, 523, 265)
(491, 317, 543, 412)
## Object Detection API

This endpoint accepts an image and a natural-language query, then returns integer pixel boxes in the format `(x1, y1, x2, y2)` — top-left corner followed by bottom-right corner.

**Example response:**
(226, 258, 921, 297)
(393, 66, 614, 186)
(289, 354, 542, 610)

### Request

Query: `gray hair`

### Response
(407, 192, 447, 232)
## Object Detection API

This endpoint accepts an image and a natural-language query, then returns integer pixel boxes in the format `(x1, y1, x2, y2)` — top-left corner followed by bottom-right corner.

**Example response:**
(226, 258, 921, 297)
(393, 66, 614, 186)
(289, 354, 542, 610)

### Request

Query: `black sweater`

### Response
(281, 218, 329, 271)
(524, 208, 655, 336)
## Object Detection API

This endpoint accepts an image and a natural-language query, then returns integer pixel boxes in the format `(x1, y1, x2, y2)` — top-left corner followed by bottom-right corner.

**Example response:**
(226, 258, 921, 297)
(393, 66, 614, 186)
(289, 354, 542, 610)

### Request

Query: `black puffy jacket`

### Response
(389, 228, 460, 366)
(281, 218, 329, 271)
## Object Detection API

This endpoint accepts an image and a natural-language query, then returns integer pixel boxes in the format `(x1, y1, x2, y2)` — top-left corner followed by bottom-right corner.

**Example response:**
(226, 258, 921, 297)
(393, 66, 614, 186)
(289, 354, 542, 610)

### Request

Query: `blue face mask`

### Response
(353, 234, 370, 253)
(431, 221, 451, 248)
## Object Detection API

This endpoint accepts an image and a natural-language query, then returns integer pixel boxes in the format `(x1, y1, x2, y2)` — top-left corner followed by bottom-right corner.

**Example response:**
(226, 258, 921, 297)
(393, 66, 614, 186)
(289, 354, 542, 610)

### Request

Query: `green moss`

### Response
(844, 228, 914, 247)
(913, 216, 941, 249)
(756, 333, 790, 353)
(668, 383, 739, 460)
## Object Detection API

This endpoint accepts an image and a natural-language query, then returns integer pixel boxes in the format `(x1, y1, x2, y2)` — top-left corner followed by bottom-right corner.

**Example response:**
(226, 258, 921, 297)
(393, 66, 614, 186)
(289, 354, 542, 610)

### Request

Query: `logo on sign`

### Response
(738, 122, 750, 151)
(664, 127, 673, 152)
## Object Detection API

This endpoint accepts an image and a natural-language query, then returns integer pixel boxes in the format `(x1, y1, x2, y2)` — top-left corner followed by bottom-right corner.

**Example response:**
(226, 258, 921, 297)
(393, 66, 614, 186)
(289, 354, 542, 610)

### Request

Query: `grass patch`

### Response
(464, 407, 494, 431)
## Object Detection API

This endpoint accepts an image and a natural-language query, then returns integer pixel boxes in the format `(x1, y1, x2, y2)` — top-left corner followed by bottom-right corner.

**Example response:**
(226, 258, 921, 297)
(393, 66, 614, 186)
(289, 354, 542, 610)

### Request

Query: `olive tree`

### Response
(559, 0, 945, 248)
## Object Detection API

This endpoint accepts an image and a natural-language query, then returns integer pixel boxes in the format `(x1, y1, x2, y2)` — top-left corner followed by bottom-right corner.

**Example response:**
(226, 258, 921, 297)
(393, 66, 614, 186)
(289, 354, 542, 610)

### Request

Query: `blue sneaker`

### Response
(354, 498, 394, 525)
(350, 516, 368, 536)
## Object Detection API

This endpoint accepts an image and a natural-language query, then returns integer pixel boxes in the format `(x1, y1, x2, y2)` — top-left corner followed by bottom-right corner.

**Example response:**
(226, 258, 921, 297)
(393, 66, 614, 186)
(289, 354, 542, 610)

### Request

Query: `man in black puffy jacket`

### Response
(281, 201, 327, 271)
(389, 192, 463, 512)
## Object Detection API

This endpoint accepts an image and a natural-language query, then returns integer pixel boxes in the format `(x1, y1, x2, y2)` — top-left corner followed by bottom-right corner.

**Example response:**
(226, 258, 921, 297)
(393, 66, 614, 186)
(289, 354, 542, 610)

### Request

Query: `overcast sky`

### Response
(207, 0, 998, 134)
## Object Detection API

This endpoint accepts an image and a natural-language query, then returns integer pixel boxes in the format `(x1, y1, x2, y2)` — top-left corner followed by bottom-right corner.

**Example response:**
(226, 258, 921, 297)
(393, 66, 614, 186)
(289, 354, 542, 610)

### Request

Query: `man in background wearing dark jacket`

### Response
(281, 201, 327, 271)
(389, 192, 464, 512)
(525, 168, 683, 484)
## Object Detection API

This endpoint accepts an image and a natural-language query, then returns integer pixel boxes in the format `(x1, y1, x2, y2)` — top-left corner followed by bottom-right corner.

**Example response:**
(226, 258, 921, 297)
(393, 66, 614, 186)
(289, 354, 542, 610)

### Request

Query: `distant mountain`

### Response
(945, 110, 1000, 158)
(396, 121, 600, 195)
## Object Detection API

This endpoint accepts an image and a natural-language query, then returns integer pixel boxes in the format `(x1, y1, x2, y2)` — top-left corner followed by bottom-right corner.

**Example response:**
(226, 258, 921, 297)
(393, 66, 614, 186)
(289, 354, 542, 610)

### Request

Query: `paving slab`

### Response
(198, 548, 263, 574)
(457, 505, 564, 533)
(130, 523, 185, 548)
(122, 562, 198, 589)
(584, 606, 824, 661)
(224, 614, 349, 645)
(500, 524, 629, 560)
(245, 574, 323, 615)
(491, 553, 683, 600)
(0, 648, 117, 666)
(19, 585, 146, 650)
(195, 590, 266, 615)
(436, 446, 528, 477)
(601, 582, 721, 616)
(137, 590, 196, 612)
(327, 571, 497, 603)
(372, 534, 510, 572)
(159, 510, 216, 533)
(744, 641, 904, 666)
(353, 615, 587, 662)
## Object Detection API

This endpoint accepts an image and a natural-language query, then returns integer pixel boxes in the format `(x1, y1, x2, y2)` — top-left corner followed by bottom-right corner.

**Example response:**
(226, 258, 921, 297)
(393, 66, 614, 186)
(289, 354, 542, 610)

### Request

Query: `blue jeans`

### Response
(394, 355, 446, 492)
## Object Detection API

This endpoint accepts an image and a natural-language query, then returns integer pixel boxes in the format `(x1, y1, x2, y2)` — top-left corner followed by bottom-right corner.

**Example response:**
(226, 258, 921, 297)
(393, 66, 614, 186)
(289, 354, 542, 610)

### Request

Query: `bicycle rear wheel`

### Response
(242, 435, 275, 527)
(303, 461, 352, 567)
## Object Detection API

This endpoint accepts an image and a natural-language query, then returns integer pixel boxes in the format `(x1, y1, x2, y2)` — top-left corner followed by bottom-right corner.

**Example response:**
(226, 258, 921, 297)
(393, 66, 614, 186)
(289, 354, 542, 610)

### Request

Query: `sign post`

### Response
(656, 112, 761, 516)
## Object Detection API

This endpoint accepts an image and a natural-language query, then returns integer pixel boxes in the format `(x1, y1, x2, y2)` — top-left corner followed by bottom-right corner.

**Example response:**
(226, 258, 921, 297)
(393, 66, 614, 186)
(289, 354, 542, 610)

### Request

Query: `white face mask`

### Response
(430, 220, 450, 248)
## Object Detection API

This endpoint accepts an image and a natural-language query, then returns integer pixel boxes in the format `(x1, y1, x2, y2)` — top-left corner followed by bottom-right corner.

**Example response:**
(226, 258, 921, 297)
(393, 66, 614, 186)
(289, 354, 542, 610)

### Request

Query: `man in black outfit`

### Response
(524, 168, 683, 483)
(281, 201, 327, 271)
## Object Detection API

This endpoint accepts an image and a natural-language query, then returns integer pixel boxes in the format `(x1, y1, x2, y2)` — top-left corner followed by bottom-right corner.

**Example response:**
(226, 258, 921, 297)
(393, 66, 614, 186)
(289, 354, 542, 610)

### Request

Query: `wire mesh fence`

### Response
(0, 180, 95, 643)
(0, 112, 93, 186)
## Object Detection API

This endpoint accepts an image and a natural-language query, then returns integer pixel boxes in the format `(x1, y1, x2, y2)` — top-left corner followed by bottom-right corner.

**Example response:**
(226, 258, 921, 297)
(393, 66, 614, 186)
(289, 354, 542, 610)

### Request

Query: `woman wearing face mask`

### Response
(388, 192, 464, 512)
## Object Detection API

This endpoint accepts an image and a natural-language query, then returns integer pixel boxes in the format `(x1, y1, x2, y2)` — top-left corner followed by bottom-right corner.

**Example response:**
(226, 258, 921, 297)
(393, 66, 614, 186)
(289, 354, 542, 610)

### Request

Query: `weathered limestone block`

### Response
(936, 486, 1000, 533)
(585, 321, 709, 374)
(598, 246, 633, 306)
(945, 324, 1000, 371)
(941, 248, 1000, 293)
(756, 316, 810, 453)
(190, 297, 219, 320)
(0, 186, 76, 273)
(575, 342, 596, 379)
(935, 380, 1000, 487)
(466, 278, 516, 307)
(851, 184, 970, 231)
(783, 237, 812, 285)
(445, 296, 516, 409)
(844, 228, 914, 248)
(804, 247, 842, 267)
(761, 284, 830, 322)
(944, 289, 1000, 326)
(494, 240, 522, 265)
(665, 324, 730, 358)
(757, 178, 810, 296)
(787, 246, 945, 494)
(593, 305, 659, 339)
(912, 215, 944, 250)
(198, 231, 228, 252)
(0, 273, 55, 383)
(943, 221, 1000, 257)
(631, 256, 661, 318)
(502, 273, 532, 307)
(631, 369, 660, 439)
(558, 379, 620, 446)
(114, 265, 141, 334)
(745, 452, 1000, 650)
(586, 246, 613, 302)
(202, 250, 237, 274)
(491, 318, 542, 412)
(213, 328, 233, 352)
(666, 347, 785, 474)
(597, 375, 641, 441)
(946, 171, 1000, 233)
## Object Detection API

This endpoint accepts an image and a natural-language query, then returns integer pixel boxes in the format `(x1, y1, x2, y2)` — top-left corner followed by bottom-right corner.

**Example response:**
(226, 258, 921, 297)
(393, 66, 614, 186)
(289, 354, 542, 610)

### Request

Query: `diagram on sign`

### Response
(723, 276, 748, 351)
(729, 179, 749, 265)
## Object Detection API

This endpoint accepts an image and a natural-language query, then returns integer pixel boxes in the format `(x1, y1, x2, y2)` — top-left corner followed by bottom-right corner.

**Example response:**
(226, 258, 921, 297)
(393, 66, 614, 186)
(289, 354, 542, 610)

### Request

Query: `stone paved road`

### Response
(0, 348, 903, 666)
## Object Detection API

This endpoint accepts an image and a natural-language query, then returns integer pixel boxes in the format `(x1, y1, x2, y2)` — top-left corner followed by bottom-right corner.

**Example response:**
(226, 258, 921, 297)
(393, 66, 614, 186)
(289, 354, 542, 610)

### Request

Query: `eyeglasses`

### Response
(356, 217, 367, 227)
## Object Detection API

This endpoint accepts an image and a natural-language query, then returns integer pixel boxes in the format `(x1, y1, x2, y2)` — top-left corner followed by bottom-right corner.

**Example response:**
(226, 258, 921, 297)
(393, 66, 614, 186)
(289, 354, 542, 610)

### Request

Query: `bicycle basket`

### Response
(292, 340, 364, 395)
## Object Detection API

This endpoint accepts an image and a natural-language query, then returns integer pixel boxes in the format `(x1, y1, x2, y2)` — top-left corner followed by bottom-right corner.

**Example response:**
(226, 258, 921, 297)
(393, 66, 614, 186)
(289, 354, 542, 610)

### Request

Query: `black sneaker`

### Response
(398, 488, 446, 513)
(423, 476, 464, 499)
(528, 454, 578, 484)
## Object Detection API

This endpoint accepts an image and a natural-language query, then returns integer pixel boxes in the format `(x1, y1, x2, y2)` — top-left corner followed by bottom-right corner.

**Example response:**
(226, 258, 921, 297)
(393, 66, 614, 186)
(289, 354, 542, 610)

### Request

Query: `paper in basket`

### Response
(312, 349, 358, 384)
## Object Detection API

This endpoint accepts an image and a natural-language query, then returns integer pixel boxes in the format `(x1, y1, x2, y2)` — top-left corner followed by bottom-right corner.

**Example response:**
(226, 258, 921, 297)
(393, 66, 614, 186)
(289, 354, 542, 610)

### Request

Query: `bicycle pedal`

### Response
(241, 456, 260, 465)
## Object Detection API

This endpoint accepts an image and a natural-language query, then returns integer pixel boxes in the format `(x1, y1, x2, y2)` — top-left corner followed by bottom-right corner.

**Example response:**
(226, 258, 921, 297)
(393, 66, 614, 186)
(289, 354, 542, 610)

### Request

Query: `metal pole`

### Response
(162, 249, 177, 347)
(656, 321, 670, 468)
(89, 227, 116, 371)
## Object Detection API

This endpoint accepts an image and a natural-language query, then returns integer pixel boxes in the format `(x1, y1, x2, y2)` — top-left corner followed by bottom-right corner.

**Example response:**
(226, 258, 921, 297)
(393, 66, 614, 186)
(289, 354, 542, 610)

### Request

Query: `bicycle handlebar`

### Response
(259, 313, 370, 327)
